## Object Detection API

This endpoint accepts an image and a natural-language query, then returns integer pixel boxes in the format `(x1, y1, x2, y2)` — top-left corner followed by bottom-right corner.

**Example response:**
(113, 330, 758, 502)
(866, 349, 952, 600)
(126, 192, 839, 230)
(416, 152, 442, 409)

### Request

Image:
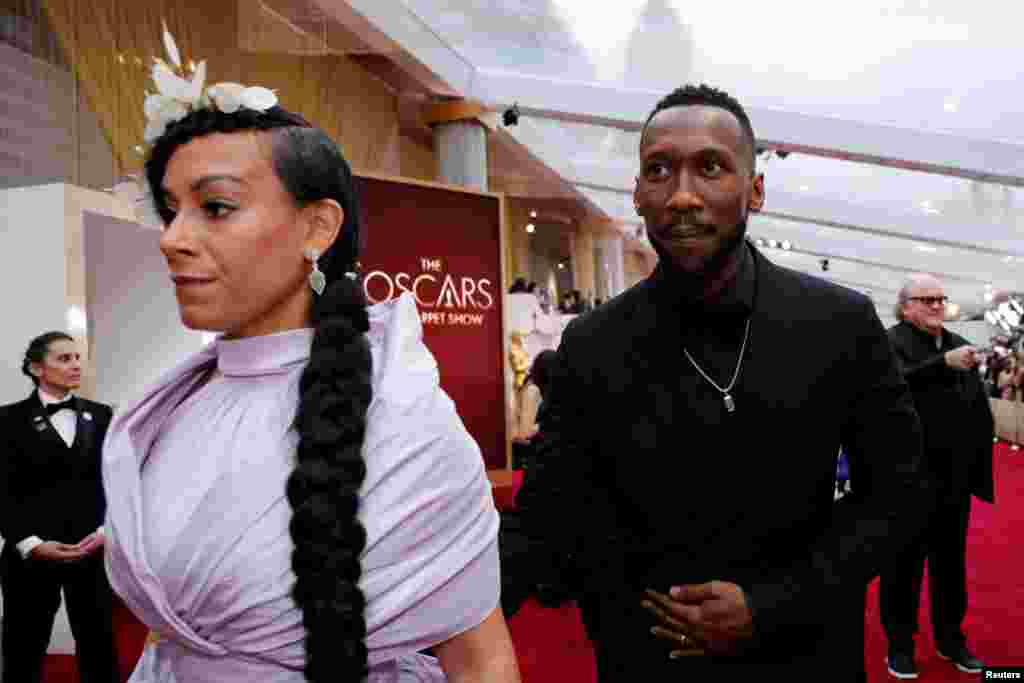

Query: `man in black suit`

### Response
(0, 331, 119, 683)
(516, 84, 932, 682)
(879, 274, 993, 679)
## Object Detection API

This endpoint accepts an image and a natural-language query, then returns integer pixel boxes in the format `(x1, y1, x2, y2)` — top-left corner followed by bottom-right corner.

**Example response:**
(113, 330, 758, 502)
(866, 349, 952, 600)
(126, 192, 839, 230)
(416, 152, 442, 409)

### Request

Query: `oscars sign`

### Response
(356, 175, 507, 469)
(363, 258, 496, 328)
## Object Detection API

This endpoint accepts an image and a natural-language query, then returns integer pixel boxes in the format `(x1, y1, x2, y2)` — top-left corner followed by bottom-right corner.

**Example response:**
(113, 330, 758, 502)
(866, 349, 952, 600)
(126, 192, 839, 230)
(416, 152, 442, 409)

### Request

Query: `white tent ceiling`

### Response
(329, 0, 1024, 318)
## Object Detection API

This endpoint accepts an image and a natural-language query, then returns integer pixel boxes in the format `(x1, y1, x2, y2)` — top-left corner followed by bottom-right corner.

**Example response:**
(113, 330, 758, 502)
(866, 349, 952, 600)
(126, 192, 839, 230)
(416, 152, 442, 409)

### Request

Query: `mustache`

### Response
(659, 220, 714, 236)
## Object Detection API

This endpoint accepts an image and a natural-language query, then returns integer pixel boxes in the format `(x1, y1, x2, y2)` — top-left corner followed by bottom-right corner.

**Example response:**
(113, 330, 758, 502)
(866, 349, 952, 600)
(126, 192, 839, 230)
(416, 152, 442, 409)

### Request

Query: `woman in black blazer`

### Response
(0, 331, 118, 683)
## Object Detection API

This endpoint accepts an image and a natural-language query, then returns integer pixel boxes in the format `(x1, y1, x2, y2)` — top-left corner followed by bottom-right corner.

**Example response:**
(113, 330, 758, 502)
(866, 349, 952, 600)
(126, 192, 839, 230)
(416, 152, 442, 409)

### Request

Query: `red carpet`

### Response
(43, 444, 1024, 682)
(862, 441, 1024, 681)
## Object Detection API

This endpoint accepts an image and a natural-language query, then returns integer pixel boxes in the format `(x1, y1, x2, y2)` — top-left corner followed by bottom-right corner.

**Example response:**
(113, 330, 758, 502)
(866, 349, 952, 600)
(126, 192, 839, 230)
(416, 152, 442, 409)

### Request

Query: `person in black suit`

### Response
(878, 274, 993, 679)
(515, 84, 932, 682)
(0, 331, 118, 683)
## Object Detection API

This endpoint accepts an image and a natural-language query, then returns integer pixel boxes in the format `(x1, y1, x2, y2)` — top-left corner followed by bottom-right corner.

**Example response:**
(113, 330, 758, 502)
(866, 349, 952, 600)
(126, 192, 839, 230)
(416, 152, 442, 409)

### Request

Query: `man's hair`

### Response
(640, 84, 757, 170)
(894, 273, 941, 321)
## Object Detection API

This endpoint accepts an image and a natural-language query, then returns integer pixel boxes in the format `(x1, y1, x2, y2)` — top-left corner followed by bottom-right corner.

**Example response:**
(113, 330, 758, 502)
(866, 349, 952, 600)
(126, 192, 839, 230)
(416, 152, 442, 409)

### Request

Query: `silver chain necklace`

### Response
(681, 317, 751, 413)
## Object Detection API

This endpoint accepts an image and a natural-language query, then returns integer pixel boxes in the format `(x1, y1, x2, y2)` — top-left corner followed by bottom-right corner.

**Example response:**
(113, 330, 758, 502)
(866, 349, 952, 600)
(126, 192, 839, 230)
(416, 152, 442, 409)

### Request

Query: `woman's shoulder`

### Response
(365, 293, 439, 404)
(361, 294, 482, 471)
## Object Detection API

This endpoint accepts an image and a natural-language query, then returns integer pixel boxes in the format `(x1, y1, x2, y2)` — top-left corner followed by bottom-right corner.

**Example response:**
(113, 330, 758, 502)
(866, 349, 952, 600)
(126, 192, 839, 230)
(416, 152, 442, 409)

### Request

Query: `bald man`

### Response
(879, 274, 994, 679)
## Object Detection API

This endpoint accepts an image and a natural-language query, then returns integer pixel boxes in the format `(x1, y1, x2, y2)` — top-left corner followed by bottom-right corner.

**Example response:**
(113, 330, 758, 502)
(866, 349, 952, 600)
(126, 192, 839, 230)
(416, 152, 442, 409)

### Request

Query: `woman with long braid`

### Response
(101, 33, 519, 683)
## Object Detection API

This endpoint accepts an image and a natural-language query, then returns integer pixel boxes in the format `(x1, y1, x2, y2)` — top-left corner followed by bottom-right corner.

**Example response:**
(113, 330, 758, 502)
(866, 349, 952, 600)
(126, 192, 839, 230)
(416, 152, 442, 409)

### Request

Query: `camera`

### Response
(502, 104, 521, 127)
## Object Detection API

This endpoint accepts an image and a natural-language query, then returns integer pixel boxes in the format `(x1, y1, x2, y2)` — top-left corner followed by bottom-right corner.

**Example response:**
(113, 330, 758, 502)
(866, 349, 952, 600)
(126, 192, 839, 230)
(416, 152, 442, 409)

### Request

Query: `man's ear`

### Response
(749, 173, 765, 212)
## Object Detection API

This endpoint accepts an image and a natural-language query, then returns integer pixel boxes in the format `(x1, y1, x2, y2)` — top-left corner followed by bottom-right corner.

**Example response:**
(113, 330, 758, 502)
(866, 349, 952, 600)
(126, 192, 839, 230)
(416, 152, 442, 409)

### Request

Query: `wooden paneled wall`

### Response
(38, 0, 434, 180)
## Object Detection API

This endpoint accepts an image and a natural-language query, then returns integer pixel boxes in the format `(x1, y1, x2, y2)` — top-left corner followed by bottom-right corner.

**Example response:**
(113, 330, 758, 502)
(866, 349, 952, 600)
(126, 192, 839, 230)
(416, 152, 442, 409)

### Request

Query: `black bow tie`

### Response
(45, 399, 75, 416)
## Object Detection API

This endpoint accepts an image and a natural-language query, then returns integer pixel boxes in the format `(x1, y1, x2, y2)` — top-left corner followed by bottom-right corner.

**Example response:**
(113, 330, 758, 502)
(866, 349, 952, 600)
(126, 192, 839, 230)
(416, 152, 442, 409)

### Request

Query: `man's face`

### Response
(902, 280, 947, 335)
(635, 105, 764, 275)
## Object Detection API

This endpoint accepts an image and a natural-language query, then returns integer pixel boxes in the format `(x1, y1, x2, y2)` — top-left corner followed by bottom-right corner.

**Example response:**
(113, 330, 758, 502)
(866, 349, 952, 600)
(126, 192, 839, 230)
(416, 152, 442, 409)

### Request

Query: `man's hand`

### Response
(74, 531, 105, 556)
(641, 582, 755, 657)
(29, 541, 86, 563)
(945, 345, 978, 371)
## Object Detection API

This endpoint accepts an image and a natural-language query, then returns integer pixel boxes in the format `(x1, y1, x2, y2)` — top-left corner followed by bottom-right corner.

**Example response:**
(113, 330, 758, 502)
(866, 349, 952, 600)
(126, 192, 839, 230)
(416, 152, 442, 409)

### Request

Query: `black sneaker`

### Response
(937, 644, 984, 674)
(886, 652, 919, 679)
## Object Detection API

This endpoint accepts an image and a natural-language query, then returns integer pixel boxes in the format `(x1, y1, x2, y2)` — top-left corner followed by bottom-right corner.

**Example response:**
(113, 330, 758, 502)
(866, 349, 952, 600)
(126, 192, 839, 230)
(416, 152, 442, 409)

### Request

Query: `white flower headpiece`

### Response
(141, 22, 278, 147)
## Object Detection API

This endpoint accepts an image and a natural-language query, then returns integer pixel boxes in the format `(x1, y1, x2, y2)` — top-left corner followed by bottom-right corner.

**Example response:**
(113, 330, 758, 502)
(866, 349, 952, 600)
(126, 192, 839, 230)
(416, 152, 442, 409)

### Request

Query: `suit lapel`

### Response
(26, 393, 72, 451)
(729, 251, 791, 407)
(74, 398, 95, 454)
(26, 393, 81, 450)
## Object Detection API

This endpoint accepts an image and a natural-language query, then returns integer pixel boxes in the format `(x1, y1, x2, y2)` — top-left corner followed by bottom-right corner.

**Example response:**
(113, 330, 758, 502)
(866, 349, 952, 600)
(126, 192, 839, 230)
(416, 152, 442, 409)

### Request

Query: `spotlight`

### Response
(820, 258, 830, 272)
(768, 239, 778, 248)
(525, 223, 535, 234)
(65, 306, 87, 333)
(502, 104, 521, 127)
(557, 262, 565, 270)
(781, 240, 792, 250)
(529, 210, 538, 218)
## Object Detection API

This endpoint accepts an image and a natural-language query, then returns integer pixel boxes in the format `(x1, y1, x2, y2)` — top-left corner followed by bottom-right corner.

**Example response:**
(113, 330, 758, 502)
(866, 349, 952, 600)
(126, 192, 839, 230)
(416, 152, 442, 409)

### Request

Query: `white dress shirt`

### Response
(15, 389, 102, 560)
(40, 387, 77, 447)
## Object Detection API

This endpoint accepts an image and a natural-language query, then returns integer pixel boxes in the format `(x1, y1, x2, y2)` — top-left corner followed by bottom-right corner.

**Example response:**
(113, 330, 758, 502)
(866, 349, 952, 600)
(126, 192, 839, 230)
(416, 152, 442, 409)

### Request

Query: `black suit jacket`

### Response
(0, 393, 113, 563)
(518, 247, 932, 681)
(887, 321, 995, 503)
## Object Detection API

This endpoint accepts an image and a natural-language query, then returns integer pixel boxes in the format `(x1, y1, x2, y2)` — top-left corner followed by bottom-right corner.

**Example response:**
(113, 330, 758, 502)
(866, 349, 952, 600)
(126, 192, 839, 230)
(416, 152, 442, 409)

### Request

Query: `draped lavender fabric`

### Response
(102, 294, 500, 682)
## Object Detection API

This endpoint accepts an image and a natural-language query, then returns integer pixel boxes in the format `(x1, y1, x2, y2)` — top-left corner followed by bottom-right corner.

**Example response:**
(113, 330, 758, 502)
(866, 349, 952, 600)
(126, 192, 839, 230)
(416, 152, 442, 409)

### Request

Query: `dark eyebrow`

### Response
(191, 175, 245, 192)
(162, 175, 246, 202)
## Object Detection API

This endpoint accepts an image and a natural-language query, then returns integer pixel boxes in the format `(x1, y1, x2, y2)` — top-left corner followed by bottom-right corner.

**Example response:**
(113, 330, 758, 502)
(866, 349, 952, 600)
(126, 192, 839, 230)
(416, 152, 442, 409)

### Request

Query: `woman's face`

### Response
(32, 338, 82, 395)
(158, 131, 316, 338)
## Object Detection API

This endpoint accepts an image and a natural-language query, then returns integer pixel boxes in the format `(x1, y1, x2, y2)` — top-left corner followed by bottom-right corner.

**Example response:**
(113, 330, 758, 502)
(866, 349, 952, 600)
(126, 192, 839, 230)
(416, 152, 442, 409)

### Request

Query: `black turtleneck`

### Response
(650, 239, 756, 316)
(648, 241, 758, 397)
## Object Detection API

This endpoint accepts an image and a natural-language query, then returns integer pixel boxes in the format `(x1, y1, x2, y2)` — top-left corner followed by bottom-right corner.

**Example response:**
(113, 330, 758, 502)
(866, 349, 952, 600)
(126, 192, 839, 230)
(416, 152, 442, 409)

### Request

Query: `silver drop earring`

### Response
(304, 247, 326, 296)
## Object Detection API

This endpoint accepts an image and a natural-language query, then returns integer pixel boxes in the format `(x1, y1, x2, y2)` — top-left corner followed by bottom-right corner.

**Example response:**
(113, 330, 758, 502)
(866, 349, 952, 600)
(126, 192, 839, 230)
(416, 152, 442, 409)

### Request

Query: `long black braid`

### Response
(146, 106, 372, 681)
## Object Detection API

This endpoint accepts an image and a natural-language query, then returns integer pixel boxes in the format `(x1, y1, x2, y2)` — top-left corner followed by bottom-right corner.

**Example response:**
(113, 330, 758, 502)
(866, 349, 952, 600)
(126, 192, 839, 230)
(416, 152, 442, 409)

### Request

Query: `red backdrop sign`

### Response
(356, 175, 507, 469)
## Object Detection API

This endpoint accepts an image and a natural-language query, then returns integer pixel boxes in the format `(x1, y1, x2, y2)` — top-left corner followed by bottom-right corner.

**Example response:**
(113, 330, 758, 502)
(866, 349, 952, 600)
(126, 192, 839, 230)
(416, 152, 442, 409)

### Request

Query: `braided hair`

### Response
(146, 107, 372, 682)
(22, 331, 74, 386)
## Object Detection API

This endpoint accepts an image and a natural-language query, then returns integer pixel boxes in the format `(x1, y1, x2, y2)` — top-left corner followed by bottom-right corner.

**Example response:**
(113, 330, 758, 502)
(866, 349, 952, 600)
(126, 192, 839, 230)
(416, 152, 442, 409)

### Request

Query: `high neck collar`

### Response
(649, 241, 757, 316)
(215, 328, 314, 377)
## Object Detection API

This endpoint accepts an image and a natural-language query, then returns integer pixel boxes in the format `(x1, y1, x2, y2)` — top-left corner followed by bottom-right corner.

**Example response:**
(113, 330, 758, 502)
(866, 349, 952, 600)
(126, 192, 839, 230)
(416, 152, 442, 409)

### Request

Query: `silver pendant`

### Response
(723, 393, 736, 413)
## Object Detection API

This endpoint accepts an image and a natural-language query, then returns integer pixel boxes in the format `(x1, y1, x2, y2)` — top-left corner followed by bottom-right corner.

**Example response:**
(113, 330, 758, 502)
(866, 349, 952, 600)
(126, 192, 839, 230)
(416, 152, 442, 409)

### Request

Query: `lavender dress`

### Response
(103, 294, 500, 682)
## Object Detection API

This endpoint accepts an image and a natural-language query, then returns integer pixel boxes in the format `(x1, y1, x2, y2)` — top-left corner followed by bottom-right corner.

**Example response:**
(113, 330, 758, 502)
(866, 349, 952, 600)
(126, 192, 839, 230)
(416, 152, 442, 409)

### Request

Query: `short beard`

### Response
(652, 216, 748, 281)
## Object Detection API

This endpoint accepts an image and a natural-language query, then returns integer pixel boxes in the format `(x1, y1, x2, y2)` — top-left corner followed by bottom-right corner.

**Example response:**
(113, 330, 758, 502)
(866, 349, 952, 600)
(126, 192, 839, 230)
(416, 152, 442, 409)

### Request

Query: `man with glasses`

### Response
(880, 273, 994, 679)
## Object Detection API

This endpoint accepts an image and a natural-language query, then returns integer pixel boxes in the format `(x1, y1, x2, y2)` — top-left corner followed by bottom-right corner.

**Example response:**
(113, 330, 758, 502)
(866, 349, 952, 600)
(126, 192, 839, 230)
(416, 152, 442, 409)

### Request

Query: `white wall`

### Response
(0, 184, 70, 404)
(83, 211, 205, 410)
